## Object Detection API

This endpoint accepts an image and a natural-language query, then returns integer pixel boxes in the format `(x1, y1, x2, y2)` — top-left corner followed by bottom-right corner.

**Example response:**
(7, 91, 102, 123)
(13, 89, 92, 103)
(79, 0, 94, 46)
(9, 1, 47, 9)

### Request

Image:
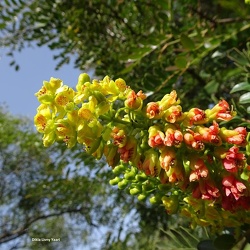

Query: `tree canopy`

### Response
(1, 0, 250, 108)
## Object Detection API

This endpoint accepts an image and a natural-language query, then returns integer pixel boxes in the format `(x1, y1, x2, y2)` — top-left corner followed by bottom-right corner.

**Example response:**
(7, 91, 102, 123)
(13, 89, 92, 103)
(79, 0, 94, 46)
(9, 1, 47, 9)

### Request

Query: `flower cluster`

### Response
(34, 73, 250, 231)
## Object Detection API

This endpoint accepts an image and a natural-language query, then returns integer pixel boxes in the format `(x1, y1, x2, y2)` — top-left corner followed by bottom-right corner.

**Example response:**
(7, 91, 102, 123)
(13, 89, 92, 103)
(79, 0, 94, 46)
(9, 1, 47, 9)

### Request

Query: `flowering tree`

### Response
(34, 68, 250, 249)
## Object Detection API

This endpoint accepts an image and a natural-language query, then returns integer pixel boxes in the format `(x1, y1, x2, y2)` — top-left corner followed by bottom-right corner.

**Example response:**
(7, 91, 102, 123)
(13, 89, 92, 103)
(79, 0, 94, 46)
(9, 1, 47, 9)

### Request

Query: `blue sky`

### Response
(0, 45, 82, 118)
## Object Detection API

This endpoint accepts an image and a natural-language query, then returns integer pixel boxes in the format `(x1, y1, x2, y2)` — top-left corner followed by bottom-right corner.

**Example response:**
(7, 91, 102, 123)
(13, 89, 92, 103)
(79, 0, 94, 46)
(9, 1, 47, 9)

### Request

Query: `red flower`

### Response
(222, 175, 247, 200)
(192, 180, 220, 200)
(222, 146, 245, 173)
(117, 137, 137, 163)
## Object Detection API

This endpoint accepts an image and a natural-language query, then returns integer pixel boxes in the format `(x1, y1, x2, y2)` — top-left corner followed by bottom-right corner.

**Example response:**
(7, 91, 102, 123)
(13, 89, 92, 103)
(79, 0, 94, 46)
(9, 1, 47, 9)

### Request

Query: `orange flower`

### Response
(189, 158, 209, 182)
(159, 148, 176, 171)
(148, 125, 165, 148)
(183, 129, 205, 151)
(146, 102, 162, 119)
(196, 121, 222, 146)
(163, 105, 184, 123)
(164, 125, 183, 147)
(125, 90, 146, 110)
(184, 108, 208, 125)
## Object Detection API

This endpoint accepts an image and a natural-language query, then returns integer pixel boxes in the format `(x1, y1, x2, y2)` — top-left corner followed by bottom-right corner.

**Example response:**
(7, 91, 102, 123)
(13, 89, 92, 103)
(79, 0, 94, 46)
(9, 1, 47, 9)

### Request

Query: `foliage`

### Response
(1, 0, 250, 109)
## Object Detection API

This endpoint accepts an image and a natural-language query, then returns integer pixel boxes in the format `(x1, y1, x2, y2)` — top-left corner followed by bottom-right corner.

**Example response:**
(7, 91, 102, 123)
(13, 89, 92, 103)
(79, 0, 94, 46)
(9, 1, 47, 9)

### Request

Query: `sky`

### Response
(0, 45, 82, 119)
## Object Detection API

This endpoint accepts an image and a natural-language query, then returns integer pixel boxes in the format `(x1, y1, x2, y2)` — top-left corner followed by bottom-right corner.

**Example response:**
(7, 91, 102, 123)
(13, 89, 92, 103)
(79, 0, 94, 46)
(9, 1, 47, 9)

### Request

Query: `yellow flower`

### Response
(54, 85, 75, 110)
(34, 104, 53, 133)
(35, 78, 62, 104)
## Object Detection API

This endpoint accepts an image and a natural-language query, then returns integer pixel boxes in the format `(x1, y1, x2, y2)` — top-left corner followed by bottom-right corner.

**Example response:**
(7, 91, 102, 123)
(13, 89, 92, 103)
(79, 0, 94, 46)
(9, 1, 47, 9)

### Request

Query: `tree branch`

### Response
(0, 207, 94, 244)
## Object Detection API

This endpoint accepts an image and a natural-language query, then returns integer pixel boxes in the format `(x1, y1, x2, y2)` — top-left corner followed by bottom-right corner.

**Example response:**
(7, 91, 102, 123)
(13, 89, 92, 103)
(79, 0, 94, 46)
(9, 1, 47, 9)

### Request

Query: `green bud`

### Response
(112, 164, 126, 175)
(43, 131, 56, 147)
(129, 187, 142, 195)
(137, 193, 147, 201)
(149, 194, 163, 205)
(76, 73, 90, 91)
(109, 176, 121, 185)
(124, 170, 136, 180)
(118, 179, 129, 189)
(142, 181, 155, 192)
(135, 172, 148, 182)
(158, 183, 170, 192)
(92, 91, 106, 103)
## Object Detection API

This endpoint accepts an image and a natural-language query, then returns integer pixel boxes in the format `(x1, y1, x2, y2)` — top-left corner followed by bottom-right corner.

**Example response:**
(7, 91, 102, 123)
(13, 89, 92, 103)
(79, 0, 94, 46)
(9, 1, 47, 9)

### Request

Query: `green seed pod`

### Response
(109, 176, 121, 186)
(118, 179, 129, 189)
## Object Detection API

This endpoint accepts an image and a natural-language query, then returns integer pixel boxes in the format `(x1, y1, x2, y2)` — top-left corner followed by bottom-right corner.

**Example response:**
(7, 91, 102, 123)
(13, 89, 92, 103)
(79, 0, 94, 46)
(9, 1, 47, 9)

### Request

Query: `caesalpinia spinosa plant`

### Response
(34, 73, 250, 232)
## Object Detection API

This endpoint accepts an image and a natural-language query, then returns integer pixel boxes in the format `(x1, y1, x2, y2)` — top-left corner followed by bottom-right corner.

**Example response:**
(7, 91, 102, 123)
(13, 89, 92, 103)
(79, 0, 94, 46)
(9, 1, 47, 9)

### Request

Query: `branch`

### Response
(216, 16, 250, 24)
(191, 6, 250, 27)
(0, 207, 94, 244)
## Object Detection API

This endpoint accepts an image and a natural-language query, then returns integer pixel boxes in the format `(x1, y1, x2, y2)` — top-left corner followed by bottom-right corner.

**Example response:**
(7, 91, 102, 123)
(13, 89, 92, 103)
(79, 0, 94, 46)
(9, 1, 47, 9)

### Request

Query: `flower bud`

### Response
(76, 73, 90, 92)
(118, 179, 129, 189)
(109, 176, 121, 185)
(159, 90, 179, 110)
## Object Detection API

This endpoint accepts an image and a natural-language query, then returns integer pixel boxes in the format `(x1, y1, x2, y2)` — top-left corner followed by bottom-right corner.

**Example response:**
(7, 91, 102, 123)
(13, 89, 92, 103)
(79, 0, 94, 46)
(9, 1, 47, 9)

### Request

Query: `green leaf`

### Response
(180, 34, 195, 50)
(175, 56, 187, 69)
(239, 92, 250, 104)
(125, 47, 152, 61)
(205, 80, 219, 95)
(230, 82, 250, 93)
(213, 234, 236, 250)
